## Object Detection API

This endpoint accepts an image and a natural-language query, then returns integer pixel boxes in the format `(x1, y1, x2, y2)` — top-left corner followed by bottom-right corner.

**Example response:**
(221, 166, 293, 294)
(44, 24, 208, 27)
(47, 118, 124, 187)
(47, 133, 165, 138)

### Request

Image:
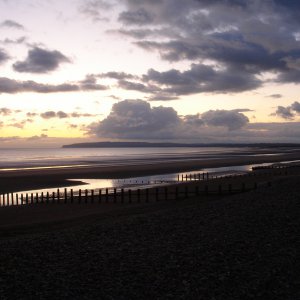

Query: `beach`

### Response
(1, 150, 300, 193)
(0, 175, 299, 299)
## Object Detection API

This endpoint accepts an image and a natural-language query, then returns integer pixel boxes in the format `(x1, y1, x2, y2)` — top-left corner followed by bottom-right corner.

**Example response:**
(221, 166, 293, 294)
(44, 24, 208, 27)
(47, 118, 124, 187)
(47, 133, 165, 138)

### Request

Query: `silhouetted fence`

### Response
(0, 166, 299, 208)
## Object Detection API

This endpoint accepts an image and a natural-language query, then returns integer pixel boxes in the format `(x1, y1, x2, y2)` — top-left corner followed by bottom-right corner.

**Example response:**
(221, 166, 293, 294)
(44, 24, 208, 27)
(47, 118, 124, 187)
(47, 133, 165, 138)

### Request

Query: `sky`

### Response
(1, 0, 300, 147)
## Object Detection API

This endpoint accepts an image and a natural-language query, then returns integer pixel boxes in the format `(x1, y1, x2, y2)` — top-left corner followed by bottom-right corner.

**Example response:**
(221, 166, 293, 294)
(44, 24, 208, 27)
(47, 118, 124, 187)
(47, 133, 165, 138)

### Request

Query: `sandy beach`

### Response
(1, 151, 300, 193)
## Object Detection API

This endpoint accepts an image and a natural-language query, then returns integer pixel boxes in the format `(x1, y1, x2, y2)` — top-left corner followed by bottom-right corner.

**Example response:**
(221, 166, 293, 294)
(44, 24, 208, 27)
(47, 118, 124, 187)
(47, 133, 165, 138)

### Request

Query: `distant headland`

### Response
(62, 141, 300, 148)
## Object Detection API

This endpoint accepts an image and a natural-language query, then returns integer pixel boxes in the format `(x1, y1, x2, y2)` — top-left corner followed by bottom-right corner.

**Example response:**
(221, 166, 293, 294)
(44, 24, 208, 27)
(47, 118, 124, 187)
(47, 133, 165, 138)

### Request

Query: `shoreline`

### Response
(1, 152, 300, 193)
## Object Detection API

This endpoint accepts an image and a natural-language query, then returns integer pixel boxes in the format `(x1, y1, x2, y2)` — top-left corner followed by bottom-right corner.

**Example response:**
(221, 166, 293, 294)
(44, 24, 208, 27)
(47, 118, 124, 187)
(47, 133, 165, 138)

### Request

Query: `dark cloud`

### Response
(1, 20, 24, 29)
(0, 48, 9, 64)
(40, 111, 96, 119)
(88, 99, 250, 139)
(268, 94, 282, 99)
(79, 75, 108, 90)
(0, 77, 108, 94)
(201, 110, 249, 131)
(13, 47, 71, 73)
(143, 63, 261, 95)
(272, 101, 300, 119)
(40, 111, 56, 119)
(99, 71, 136, 80)
(0, 36, 27, 45)
(89, 99, 181, 139)
(119, 8, 154, 25)
(117, 0, 300, 88)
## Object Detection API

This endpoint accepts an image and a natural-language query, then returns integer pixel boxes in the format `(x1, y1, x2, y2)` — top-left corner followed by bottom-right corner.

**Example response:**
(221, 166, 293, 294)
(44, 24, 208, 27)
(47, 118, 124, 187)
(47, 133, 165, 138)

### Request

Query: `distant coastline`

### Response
(62, 141, 300, 148)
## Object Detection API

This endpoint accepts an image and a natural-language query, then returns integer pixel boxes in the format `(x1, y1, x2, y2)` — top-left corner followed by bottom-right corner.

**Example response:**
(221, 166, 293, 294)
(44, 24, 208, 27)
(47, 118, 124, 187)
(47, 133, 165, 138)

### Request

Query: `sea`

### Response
(0, 146, 299, 196)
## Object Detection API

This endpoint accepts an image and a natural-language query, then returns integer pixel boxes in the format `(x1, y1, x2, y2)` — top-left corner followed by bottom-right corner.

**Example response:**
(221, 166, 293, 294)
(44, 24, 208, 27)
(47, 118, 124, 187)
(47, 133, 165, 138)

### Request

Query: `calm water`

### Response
(0, 146, 293, 170)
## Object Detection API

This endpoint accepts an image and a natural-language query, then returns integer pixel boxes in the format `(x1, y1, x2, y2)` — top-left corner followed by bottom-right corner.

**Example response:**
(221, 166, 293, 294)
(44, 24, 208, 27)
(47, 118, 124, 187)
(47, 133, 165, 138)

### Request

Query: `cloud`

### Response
(0, 48, 9, 65)
(40, 110, 96, 119)
(13, 47, 71, 73)
(117, 0, 300, 87)
(0, 77, 108, 94)
(0, 107, 12, 115)
(89, 99, 181, 139)
(88, 99, 250, 139)
(79, 0, 115, 21)
(119, 8, 154, 25)
(99, 71, 137, 80)
(1, 20, 24, 29)
(201, 109, 249, 131)
(268, 94, 282, 99)
(0, 36, 27, 45)
(272, 101, 300, 119)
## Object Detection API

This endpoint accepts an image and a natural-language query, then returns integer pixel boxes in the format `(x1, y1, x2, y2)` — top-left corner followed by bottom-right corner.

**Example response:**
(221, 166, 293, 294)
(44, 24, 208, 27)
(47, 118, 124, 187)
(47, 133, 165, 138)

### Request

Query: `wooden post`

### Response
(78, 189, 82, 203)
(218, 184, 222, 195)
(146, 188, 149, 202)
(16, 194, 19, 206)
(114, 188, 117, 203)
(57, 189, 60, 203)
(242, 183, 245, 192)
(38, 192, 41, 204)
(181, 174, 184, 181)
(189, 174, 192, 181)
(46, 192, 49, 203)
(185, 186, 188, 198)
(11, 193, 14, 206)
(177, 174, 179, 181)
(85, 189, 88, 203)
(64, 188, 67, 204)
(70, 189, 73, 203)
(91, 189, 94, 203)
(26, 193, 29, 205)
(52, 192, 55, 203)
(185, 174, 188, 181)
(98, 189, 102, 203)
(40, 193, 43, 204)
(21, 194, 24, 205)
(137, 189, 141, 203)
(128, 189, 132, 203)
(105, 188, 109, 203)
(6, 194, 9, 206)
(121, 189, 124, 203)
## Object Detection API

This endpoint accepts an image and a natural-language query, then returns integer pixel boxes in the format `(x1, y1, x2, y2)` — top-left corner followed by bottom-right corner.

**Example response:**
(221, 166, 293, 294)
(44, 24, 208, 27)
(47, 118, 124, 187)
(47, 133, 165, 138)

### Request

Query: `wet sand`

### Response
(1, 152, 300, 193)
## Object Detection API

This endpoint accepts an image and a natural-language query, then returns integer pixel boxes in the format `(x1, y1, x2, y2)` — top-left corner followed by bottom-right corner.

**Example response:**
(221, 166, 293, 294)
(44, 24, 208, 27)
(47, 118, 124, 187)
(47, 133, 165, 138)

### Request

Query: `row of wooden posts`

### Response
(0, 180, 266, 207)
(0, 166, 295, 208)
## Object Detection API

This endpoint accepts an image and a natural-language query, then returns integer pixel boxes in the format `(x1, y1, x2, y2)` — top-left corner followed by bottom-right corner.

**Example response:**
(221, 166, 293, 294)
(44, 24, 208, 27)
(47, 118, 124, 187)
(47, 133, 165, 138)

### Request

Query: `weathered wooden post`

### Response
(37, 192, 41, 204)
(177, 174, 179, 181)
(205, 185, 208, 195)
(40, 193, 43, 204)
(181, 174, 184, 181)
(52, 192, 55, 203)
(70, 189, 73, 203)
(78, 189, 82, 203)
(16, 194, 19, 206)
(164, 187, 168, 201)
(21, 194, 24, 205)
(26, 193, 29, 205)
(195, 186, 199, 196)
(114, 188, 117, 203)
(185, 174, 188, 181)
(91, 189, 94, 203)
(64, 188, 67, 204)
(121, 188, 124, 203)
(46, 192, 49, 203)
(11, 193, 14, 206)
(128, 189, 132, 203)
(57, 189, 60, 203)
(218, 184, 222, 195)
(105, 188, 109, 203)
(85, 189, 88, 203)
(137, 189, 141, 203)
(228, 184, 232, 194)
(185, 186, 188, 198)
(6, 194, 9, 206)
(98, 189, 102, 203)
